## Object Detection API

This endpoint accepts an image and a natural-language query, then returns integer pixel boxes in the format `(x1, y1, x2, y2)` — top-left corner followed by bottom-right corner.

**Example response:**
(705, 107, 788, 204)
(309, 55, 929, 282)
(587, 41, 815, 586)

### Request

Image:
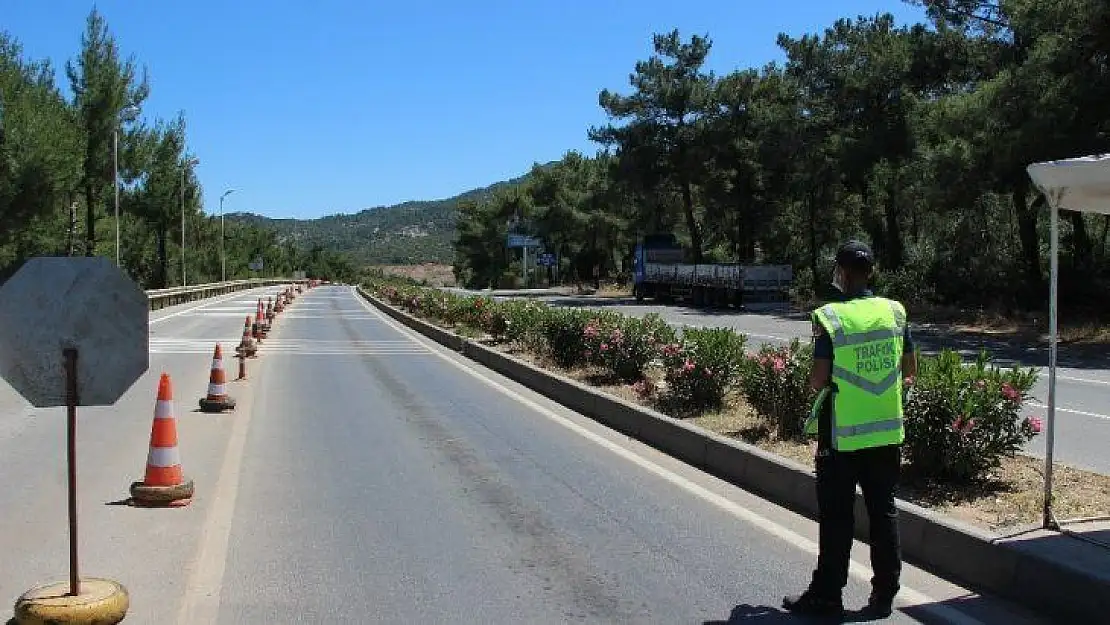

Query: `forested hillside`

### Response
(0, 9, 357, 287)
(225, 169, 541, 265)
(453, 0, 1110, 318)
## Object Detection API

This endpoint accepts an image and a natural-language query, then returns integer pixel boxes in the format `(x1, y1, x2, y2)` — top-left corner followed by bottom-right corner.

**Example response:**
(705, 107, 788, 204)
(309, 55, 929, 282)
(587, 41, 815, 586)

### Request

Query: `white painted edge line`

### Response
(1050, 373, 1110, 386)
(1027, 401, 1110, 421)
(351, 288, 984, 624)
(175, 327, 267, 625)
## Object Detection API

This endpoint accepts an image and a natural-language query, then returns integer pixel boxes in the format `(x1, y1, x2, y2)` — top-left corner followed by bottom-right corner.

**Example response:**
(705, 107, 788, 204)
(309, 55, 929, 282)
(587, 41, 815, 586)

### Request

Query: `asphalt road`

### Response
(446, 289, 1110, 476)
(0, 285, 1057, 623)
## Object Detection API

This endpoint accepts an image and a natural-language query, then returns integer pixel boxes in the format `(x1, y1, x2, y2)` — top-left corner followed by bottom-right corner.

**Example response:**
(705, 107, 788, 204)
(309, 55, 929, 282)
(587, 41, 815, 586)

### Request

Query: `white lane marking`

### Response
(175, 335, 268, 624)
(150, 288, 281, 325)
(350, 289, 982, 624)
(1027, 401, 1110, 421)
(1050, 373, 1110, 386)
(747, 333, 795, 343)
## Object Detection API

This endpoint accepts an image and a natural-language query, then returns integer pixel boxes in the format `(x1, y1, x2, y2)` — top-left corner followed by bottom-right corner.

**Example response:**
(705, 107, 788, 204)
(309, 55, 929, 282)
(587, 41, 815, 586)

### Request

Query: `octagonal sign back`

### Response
(0, 257, 150, 408)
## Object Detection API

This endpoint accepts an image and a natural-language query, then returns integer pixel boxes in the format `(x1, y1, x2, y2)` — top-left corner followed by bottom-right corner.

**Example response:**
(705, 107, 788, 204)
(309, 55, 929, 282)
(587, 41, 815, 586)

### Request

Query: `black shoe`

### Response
(861, 591, 894, 618)
(782, 590, 844, 617)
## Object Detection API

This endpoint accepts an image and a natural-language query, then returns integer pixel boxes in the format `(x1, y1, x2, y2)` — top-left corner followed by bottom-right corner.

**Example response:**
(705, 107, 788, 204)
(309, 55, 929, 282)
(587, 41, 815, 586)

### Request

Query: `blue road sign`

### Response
(507, 234, 541, 248)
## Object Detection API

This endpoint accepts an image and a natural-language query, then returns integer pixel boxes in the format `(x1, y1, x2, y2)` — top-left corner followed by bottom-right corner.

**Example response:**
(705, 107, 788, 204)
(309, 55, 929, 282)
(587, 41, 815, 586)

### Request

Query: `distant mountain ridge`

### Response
(226, 163, 552, 265)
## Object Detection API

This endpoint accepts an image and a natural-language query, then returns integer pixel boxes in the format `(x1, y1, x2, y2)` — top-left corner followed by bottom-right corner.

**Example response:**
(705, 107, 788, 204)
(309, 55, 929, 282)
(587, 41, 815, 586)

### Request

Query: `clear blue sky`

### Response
(5, 1, 925, 220)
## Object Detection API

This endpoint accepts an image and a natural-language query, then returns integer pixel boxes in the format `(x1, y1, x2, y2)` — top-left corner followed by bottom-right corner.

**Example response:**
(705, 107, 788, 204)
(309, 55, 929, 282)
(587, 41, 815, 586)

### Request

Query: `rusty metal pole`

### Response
(63, 347, 79, 597)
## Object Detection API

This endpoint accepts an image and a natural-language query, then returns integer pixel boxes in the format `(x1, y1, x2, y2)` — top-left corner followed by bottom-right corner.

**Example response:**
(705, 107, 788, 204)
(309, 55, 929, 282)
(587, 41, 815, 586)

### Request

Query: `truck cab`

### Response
(633, 234, 684, 300)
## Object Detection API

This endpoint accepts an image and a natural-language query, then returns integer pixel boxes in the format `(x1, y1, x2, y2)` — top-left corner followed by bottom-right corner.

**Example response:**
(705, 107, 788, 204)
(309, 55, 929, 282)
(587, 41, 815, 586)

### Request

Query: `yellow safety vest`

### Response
(809, 296, 907, 451)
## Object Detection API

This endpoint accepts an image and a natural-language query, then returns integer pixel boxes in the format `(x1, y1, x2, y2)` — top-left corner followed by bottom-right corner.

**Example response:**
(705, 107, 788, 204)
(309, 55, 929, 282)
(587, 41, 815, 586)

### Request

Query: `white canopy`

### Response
(1027, 154, 1110, 214)
(1027, 152, 1110, 532)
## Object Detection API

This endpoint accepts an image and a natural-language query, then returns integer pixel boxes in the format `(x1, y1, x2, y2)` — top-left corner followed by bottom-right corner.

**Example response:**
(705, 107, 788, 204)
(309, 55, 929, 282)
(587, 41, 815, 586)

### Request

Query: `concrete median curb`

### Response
(358, 286, 1110, 623)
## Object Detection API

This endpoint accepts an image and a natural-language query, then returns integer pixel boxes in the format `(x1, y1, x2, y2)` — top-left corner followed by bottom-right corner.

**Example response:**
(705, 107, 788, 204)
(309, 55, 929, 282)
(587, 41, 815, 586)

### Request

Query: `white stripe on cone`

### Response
(147, 445, 182, 468)
(154, 399, 174, 419)
(207, 383, 227, 397)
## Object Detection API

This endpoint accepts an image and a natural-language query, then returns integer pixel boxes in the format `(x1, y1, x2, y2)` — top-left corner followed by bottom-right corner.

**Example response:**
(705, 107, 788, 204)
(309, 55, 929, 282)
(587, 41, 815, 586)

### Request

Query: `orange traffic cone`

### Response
(198, 343, 236, 412)
(236, 315, 257, 358)
(266, 298, 275, 323)
(130, 373, 194, 507)
(257, 299, 270, 338)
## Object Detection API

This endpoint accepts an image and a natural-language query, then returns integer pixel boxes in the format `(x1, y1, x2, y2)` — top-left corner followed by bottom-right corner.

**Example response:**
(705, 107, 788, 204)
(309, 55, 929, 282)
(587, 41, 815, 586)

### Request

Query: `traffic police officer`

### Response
(783, 240, 918, 618)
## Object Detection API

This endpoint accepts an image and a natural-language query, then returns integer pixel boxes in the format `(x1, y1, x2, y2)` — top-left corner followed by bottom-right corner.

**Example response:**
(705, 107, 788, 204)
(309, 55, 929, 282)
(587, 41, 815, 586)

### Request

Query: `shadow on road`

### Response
(701, 602, 891, 623)
(704, 592, 1051, 624)
(911, 326, 1110, 371)
(701, 604, 798, 623)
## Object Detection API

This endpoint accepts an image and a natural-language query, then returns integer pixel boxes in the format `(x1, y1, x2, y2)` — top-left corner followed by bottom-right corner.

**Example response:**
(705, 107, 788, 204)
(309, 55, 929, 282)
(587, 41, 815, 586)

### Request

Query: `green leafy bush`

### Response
(740, 339, 816, 440)
(583, 313, 676, 382)
(903, 350, 1041, 483)
(501, 299, 549, 350)
(542, 307, 595, 368)
(659, 327, 747, 411)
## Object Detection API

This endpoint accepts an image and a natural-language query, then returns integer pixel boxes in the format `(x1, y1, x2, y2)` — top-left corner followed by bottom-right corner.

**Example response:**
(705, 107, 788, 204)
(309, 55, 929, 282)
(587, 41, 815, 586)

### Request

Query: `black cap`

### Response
(835, 240, 874, 269)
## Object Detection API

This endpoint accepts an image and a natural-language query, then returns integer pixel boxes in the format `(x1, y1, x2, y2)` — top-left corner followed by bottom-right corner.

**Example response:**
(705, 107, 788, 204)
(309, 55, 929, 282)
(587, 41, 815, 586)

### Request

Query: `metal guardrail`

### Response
(146, 278, 309, 311)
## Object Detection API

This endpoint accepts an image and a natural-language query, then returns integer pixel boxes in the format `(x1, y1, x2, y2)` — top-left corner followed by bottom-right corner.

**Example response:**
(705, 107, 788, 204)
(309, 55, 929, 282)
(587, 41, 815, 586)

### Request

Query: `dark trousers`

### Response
(810, 444, 902, 599)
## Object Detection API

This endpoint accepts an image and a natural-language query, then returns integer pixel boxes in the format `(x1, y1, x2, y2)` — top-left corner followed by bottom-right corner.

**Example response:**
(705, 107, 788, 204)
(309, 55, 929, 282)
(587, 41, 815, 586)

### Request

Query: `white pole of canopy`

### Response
(1043, 194, 1060, 529)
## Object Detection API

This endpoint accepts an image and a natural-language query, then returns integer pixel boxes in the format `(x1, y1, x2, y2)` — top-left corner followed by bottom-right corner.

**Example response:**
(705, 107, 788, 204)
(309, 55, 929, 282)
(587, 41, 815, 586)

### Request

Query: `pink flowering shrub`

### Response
(739, 339, 816, 440)
(903, 349, 1041, 483)
(467, 297, 508, 338)
(659, 327, 747, 412)
(582, 313, 676, 382)
(417, 291, 452, 322)
(500, 299, 549, 351)
(632, 378, 657, 399)
(542, 308, 596, 368)
(379, 285, 403, 304)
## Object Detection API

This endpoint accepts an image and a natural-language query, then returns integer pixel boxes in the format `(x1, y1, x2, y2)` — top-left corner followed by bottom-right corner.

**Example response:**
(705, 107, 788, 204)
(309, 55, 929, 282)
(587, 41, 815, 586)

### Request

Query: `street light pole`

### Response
(181, 157, 200, 286)
(219, 188, 235, 282)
